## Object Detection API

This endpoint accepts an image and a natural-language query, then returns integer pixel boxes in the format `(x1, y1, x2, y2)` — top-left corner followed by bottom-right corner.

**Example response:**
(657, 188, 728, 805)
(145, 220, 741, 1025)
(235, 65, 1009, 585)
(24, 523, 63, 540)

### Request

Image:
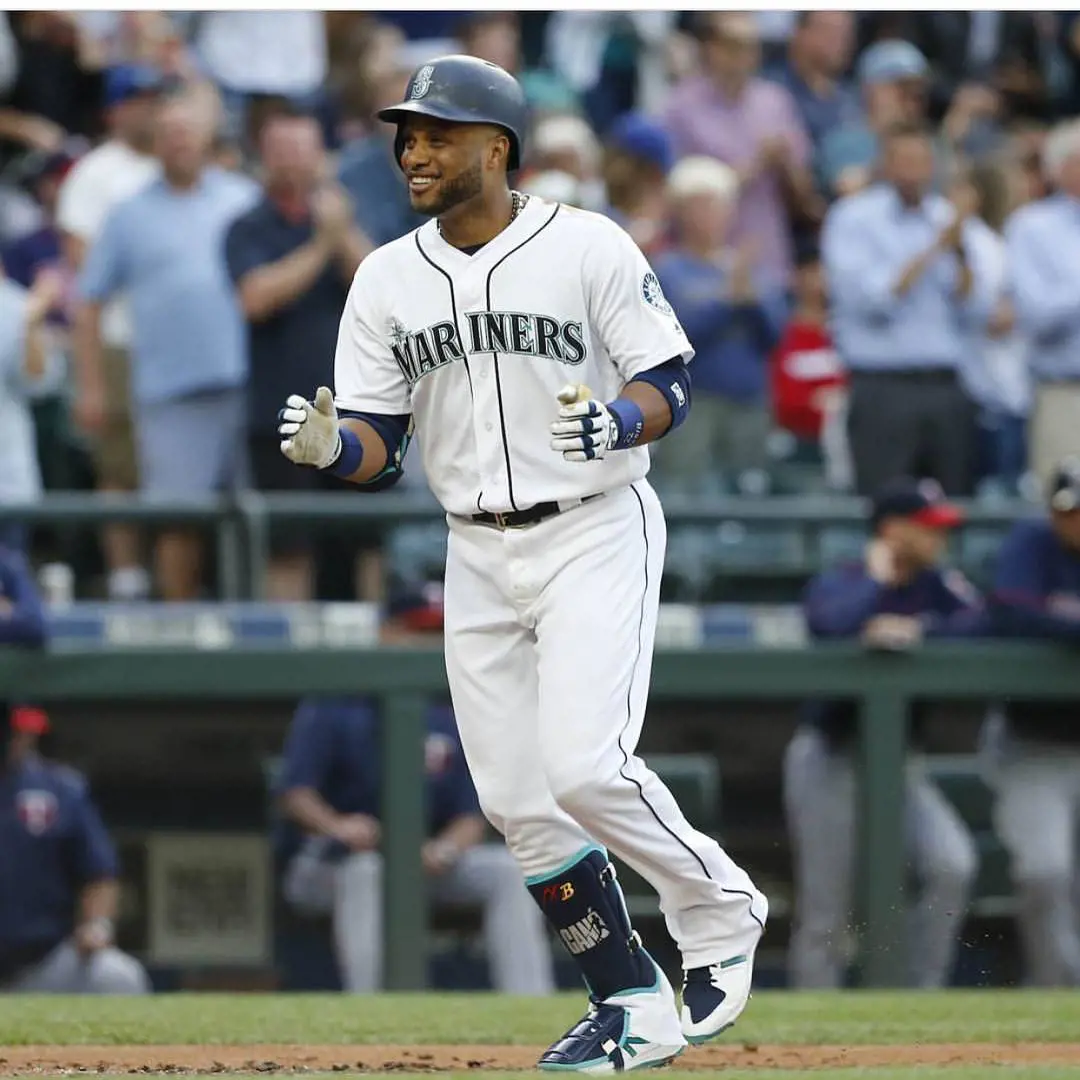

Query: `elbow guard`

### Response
(630, 358, 691, 436)
(337, 410, 413, 488)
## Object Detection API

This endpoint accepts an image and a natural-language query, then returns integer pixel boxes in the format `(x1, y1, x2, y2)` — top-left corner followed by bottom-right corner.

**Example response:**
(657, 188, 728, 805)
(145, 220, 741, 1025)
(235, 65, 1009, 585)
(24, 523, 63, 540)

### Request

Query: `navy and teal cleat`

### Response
(539, 960, 686, 1073)
(679, 952, 755, 1044)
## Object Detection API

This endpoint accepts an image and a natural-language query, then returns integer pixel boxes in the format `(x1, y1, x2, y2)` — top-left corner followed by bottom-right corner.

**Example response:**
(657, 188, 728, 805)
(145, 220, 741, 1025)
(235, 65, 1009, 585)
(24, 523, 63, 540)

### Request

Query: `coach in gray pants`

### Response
(276, 694, 555, 994)
(784, 479, 985, 988)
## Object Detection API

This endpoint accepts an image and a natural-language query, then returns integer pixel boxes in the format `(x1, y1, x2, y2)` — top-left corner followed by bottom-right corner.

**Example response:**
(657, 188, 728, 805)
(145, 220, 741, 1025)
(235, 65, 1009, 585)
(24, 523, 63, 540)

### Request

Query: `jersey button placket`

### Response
(461, 274, 510, 511)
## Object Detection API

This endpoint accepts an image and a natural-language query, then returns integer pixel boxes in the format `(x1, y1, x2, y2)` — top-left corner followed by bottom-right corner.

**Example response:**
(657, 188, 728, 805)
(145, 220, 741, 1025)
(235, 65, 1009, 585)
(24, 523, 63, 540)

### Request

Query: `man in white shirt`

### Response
(0, 268, 65, 551)
(57, 64, 163, 602)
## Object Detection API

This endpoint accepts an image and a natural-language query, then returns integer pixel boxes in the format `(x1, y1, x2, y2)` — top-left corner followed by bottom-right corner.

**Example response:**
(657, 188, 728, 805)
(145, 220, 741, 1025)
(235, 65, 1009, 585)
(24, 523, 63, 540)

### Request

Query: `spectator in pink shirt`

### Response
(664, 11, 818, 289)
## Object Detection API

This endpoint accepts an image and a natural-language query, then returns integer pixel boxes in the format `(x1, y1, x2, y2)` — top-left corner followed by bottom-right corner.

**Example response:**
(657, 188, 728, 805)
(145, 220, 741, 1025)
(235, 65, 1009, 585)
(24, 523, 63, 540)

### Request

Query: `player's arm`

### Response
(553, 221, 694, 461)
(988, 524, 1080, 642)
(277, 387, 411, 488)
(550, 357, 690, 461)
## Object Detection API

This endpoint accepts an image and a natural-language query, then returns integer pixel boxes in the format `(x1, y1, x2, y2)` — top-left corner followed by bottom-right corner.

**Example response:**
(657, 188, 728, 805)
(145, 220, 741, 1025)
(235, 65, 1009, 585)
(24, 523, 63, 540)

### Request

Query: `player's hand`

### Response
(421, 838, 461, 877)
(865, 538, 897, 585)
(550, 384, 618, 462)
(862, 614, 923, 650)
(74, 918, 113, 956)
(331, 813, 382, 852)
(278, 386, 342, 468)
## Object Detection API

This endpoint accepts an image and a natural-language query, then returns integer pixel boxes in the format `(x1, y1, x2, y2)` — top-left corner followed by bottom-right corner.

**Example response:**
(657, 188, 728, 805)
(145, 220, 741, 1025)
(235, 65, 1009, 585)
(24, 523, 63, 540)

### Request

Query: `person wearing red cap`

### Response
(783, 476, 989, 990)
(0, 702, 149, 994)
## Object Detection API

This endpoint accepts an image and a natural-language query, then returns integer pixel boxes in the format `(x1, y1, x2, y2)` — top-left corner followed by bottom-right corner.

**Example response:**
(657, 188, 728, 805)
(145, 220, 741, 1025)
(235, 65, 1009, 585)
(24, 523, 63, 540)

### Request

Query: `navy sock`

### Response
(527, 847, 655, 1000)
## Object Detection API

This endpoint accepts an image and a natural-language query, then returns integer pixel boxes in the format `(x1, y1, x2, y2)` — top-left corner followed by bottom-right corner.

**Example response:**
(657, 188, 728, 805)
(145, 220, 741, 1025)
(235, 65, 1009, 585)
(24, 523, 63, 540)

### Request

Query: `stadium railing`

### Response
(0, 491, 1036, 599)
(1, 640, 1074, 990)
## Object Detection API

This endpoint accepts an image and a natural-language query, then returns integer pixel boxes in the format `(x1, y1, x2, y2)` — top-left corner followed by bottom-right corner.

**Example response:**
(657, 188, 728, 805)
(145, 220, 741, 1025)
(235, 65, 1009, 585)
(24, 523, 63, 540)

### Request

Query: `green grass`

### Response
(0, 991, 1077, 1047)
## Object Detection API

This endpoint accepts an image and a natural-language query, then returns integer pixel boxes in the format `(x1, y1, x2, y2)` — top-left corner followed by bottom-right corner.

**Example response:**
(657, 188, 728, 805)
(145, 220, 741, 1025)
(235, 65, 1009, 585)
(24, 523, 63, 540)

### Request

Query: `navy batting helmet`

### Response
(377, 55, 527, 172)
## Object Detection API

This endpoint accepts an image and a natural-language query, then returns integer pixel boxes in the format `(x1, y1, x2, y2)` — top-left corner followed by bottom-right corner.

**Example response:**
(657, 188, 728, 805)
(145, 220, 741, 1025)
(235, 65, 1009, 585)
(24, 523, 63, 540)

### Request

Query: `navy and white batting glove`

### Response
(278, 385, 341, 468)
(550, 393, 617, 461)
(550, 383, 645, 462)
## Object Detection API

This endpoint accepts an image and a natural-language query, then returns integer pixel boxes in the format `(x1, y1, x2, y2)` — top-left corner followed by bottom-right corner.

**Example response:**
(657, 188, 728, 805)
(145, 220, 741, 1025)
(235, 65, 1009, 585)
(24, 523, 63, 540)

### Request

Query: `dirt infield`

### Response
(2, 1044, 1080, 1073)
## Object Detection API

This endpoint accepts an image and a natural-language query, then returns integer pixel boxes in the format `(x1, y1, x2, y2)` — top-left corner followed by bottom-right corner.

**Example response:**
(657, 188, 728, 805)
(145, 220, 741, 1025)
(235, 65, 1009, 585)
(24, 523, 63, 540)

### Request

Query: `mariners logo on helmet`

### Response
(410, 65, 435, 100)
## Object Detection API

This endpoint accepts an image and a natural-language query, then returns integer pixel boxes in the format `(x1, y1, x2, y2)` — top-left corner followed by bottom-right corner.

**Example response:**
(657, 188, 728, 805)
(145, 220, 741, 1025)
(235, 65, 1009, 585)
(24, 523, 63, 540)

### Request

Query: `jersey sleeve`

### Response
(70, 789, 121, 882)
(333, 258, 411, 415)
(583, 219, 695, 382)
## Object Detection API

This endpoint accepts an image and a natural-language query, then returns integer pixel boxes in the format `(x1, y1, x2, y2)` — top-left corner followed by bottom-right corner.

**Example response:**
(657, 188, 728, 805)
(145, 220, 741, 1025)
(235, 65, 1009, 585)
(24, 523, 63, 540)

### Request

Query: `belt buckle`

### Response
(493, 511, 512, 529)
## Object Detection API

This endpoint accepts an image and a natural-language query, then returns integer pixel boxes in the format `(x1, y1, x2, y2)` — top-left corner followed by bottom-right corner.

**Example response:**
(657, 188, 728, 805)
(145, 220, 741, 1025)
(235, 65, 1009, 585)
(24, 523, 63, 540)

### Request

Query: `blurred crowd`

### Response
(1, 11, 1080, 601)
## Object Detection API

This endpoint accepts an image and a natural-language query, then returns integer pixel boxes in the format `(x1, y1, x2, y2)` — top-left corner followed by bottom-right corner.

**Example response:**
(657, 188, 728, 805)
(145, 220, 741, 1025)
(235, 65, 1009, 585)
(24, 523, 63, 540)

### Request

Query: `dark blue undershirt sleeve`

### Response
(336, 410, 413, 489)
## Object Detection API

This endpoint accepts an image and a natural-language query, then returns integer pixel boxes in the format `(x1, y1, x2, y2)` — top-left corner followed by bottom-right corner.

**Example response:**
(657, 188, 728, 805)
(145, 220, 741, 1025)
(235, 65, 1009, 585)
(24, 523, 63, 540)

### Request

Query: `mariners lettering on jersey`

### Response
(465, 311, 586, 365)
(389, 317, 463, 385)
(558, 907, 611, 955)
(388, 312, 586, 387)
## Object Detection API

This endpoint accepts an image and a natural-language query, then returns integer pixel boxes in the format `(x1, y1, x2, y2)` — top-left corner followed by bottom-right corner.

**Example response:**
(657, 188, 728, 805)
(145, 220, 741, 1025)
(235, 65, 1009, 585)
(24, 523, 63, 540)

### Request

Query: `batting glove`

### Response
(278, 386, 342, 468)
(550, 384, 619, 462)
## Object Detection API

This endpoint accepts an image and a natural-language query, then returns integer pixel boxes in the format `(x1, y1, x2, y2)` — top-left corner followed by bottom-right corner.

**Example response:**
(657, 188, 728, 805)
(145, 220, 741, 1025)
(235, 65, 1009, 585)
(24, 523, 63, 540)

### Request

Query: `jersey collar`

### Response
(419, 196, 552, 273)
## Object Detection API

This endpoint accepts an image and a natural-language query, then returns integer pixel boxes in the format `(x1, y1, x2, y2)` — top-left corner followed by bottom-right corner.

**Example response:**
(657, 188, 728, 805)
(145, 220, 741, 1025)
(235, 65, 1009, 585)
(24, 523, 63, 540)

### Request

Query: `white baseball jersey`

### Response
(332, 196, 693, 516)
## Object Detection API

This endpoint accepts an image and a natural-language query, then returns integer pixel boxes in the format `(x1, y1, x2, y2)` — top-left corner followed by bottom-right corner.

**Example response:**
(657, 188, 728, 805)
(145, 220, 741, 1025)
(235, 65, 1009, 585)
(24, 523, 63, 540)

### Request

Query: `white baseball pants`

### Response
(443, 480, 767, 969)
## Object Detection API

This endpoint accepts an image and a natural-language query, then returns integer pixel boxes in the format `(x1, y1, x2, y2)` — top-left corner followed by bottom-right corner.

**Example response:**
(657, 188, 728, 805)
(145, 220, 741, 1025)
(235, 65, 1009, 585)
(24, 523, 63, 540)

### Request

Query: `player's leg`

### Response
(443, 518, 593, 874)
(2, 940, 149, 993)
(333, 851, 384, 991)
(993, 745, 1080, 986)
(431, 843, 556, 994)
(533, 480, 767, 1043)
(904, 757, 977, 988)
(782, 726, 857, 989)
(446, 518, 682, 1071)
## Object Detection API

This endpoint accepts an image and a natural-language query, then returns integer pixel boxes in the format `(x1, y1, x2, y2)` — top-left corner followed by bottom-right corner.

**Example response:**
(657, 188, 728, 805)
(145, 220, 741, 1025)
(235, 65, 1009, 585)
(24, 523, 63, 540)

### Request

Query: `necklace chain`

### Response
(438, 191, 527, 240)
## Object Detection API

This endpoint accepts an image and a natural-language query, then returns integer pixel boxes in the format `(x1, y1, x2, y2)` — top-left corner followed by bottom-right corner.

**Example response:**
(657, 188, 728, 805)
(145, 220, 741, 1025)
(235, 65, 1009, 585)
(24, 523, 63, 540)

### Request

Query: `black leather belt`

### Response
(471, 494, 603, 530)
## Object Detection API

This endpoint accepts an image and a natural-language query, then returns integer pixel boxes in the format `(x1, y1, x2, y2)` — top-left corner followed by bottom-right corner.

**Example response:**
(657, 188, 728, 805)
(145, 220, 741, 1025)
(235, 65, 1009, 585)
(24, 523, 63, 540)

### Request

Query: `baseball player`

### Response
(0, 703, 149, 994)
(983, 457, 1080, 986)
(784, 479, 983, 989)
(277, 695, 554, 994)
(277, 55, 767, 1073)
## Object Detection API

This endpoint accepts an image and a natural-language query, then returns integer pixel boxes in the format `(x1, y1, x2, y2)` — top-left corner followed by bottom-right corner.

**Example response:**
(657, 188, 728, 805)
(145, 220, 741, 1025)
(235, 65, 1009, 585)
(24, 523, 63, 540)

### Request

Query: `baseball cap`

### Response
(606, 112, 675, 175)
(104, 63, 166, 107)
(1049, 456, 1080, 512)
(870, 477, 963, 530)
(10, 705, 49, 735)
(857, 40, 929, 86)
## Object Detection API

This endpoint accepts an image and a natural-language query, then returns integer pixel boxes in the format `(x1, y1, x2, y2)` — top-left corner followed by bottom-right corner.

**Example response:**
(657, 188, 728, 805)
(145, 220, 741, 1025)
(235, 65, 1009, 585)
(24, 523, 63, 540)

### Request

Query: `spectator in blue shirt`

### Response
(983, 457, 1080, 986)
(75, 92, 259, 601)
(276, 694, 554, 995)
(1005, 119, 1080, 493)
(822, 121, 998, 496)
(651, 155, 787, 497)
(0, 702, 149, 994)
(226, 107, 373, 603)
(0, 544, 45, 646)
(784, 477, 983, 989)
(765, 13, 861, 158)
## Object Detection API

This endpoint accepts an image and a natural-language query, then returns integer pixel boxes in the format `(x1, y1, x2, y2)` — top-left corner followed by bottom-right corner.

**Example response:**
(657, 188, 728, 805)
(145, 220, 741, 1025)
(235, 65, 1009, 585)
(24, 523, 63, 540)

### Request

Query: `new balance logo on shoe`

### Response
(558, 907, 610, 955)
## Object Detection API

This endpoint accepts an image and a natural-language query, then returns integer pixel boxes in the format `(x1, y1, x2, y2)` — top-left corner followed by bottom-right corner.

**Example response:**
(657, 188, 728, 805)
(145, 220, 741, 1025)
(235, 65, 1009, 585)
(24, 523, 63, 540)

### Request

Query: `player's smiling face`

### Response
(400, 116, 506, 218)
